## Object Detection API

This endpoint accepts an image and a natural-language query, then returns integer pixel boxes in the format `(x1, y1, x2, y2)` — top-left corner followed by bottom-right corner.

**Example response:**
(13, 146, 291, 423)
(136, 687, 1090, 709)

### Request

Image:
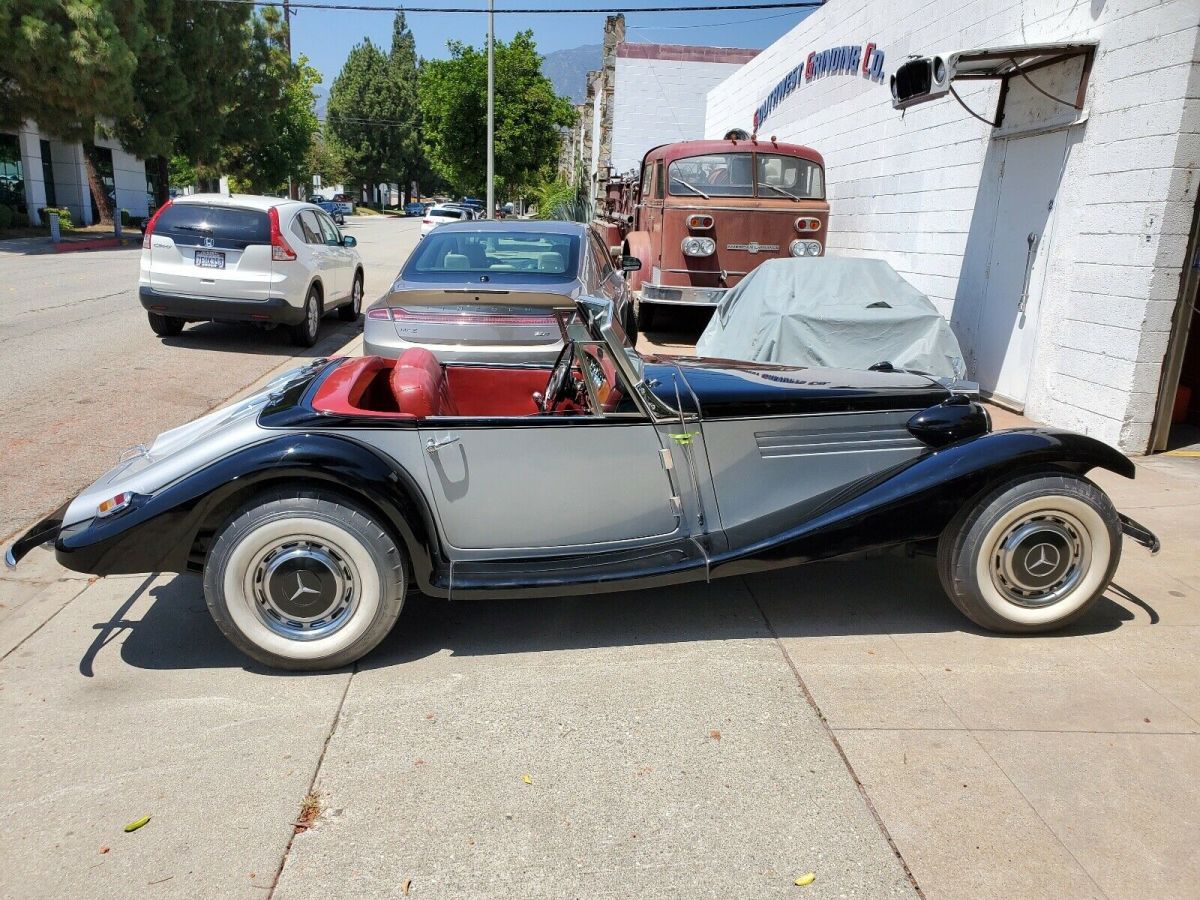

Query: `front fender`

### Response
(54, 433, 442, 588)
(714, 427, 1134, 575)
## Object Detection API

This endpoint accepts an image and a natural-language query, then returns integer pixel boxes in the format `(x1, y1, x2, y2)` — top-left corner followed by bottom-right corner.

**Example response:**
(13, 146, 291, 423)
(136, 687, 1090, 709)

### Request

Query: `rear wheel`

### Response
(937, 474, 1121, 633)
(338, 271, 363, 321)
(147, 311, 184, 337)
(203, 491, 407, 670)
(292, 287, 322, 347)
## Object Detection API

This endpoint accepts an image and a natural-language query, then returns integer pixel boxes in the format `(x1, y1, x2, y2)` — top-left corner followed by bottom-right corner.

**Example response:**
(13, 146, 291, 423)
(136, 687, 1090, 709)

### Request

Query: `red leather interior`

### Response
(311, 353, 569, 419)
(444, 366, 545, 416)
(390, 348, 458, 417)
(310, 356, 414, 418)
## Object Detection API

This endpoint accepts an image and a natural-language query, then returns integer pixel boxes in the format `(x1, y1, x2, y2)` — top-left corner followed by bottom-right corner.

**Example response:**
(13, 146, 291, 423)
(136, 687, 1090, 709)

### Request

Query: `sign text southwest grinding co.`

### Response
(753, 42, 886, 130)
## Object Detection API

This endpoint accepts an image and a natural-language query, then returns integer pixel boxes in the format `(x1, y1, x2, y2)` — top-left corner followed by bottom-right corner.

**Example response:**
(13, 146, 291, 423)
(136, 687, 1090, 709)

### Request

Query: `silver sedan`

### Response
(366, 220, 638, 363)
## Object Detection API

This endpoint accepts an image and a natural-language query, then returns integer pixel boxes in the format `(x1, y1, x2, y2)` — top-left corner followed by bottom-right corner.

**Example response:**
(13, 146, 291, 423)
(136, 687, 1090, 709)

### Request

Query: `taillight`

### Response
(268, 207, 297, 261)
(686, 214, 714, 230)
(367, 308, 392, 320)
(422, 218, 433, 224)
(795, 217, 821, 232)
(142, 199, 172, 249)
(389, 307, 558, 326)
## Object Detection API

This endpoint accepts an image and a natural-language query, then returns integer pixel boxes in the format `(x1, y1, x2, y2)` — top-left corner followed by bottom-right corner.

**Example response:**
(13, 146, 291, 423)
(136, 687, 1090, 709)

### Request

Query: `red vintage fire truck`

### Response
(594, 136, 829, 329)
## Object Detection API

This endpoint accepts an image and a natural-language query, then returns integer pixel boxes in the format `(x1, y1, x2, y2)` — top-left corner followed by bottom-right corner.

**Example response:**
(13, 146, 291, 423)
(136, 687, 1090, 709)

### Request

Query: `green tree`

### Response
(0, 0, 150, 223)
(420, 30, 575, 198)
(327, 12, 423, 205)
(112, 1, 253, 204)
(305, 128, 349, 190)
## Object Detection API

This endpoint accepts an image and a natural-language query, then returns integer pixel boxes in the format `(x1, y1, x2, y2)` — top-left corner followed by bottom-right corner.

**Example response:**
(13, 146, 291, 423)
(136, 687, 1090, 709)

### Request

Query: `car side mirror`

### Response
(621, 255, 641, 273)
(342, 235, 357, 248)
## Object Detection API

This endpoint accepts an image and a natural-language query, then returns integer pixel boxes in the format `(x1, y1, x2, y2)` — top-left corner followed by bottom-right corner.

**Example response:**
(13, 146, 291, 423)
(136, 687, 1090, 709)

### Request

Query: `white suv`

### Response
(139, 194, 364, 346)
(419, 204, 473, 239)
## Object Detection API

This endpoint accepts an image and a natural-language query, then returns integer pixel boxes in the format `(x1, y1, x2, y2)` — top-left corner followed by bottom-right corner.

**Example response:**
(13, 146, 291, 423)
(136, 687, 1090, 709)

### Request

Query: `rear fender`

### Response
(54, 434, 444, 591)
(713, 428, 1134, 575)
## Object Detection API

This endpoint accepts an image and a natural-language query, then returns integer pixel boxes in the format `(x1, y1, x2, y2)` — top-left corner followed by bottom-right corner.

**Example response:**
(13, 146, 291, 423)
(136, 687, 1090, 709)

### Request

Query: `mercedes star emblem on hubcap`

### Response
(288, 572, 322, 606)
(1024, 542, 1061, 576)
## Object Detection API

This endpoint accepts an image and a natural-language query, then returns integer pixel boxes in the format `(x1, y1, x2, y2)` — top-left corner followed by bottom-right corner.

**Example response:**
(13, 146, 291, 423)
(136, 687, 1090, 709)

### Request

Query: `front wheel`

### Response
(937, 474, 1121, 633)
(203, 492, 407, 670)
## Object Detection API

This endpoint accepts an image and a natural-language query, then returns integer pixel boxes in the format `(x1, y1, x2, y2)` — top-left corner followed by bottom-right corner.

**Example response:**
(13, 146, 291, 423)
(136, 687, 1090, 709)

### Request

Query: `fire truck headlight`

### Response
(790, 239, 823, 257)
(681, 236, 715, 257)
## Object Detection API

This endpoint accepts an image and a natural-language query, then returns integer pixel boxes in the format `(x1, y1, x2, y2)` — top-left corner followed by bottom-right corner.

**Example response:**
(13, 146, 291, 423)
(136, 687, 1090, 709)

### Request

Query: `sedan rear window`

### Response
(405, 231, 580, 281)
(155, 204, 270, 247)
(429, 208, 464, 220)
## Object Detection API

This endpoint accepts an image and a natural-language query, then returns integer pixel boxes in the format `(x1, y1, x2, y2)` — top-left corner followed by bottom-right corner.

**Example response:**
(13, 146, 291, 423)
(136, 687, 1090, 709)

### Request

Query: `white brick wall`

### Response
(705, 0, 1200, 452)
(611, 56, 750, 173)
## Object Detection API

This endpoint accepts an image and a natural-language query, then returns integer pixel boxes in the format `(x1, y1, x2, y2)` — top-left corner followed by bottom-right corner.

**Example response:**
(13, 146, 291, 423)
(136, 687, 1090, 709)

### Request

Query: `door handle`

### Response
(1018, 231, 1040, 314)
(425, 435, 460, 455)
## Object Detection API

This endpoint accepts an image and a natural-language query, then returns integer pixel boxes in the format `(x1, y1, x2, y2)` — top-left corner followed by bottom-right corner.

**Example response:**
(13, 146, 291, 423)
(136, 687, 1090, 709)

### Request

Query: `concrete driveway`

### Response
(2, 243, 1198, 899)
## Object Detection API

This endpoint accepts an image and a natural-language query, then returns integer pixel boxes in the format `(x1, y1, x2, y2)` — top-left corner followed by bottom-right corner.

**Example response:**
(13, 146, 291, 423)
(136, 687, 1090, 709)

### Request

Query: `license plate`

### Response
(194, 250, 225, 269)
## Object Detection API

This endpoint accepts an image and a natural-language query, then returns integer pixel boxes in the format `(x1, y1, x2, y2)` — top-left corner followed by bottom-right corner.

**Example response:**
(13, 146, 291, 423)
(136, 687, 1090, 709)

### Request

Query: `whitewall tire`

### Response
(937, 474, 1121, 633)
(203, 491, 406, 670)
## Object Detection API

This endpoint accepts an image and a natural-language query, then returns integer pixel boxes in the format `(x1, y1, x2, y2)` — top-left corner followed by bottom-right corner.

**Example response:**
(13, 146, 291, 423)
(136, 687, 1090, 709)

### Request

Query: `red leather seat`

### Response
(389, 348, 458, 417)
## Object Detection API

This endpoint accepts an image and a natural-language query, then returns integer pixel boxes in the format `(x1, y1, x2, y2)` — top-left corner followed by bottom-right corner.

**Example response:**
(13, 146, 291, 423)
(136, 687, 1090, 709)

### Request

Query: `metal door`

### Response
(419, 422, 684, 552)
(973, 129, 1070, 407)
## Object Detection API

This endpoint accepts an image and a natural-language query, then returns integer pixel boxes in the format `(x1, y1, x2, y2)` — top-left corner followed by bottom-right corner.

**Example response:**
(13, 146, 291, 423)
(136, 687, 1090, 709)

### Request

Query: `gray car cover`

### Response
(696, 257, 967, 379)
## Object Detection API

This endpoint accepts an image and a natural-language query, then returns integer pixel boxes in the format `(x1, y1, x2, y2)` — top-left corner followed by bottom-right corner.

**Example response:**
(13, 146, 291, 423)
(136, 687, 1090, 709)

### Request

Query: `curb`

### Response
(53, 237, 135, 253)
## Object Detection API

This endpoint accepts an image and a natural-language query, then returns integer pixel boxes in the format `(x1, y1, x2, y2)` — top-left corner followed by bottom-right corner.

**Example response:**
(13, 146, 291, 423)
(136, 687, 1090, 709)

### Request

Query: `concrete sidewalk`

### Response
(1, 384, 1197, 897)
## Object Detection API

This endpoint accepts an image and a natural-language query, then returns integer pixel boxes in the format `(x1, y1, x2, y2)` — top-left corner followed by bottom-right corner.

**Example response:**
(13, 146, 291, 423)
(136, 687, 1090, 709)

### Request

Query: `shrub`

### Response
(0, 205, 15, 229)
(128, 215, 146, 231)
(120, 209, 131, 227)
(40, 206, 74, 230)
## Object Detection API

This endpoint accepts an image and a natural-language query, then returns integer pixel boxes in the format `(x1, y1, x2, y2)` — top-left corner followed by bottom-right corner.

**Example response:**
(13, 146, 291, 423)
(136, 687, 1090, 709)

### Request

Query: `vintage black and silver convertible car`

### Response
(7, 298, 1159, 670)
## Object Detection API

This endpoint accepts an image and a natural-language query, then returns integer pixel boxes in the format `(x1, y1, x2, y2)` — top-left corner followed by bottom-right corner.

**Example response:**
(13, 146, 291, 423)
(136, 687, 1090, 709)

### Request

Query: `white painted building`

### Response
(705, 0, 1200, 454)
(0, 121, 152, 227)
(611, 43, 759, 175)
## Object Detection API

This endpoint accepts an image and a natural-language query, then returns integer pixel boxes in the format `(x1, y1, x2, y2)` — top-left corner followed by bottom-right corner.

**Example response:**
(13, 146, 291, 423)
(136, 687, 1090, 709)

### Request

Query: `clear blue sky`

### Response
(291, 2, 816, 102)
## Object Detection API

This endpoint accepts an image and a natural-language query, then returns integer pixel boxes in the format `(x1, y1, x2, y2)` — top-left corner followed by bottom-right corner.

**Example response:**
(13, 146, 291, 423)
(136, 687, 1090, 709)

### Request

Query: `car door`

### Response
(314, 210, 350, 300)
(420, 419, 684, 552)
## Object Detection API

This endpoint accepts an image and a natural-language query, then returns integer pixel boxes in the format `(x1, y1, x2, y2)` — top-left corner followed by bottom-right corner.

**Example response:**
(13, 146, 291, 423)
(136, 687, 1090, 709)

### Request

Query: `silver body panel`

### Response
(701, 410, 928, 535)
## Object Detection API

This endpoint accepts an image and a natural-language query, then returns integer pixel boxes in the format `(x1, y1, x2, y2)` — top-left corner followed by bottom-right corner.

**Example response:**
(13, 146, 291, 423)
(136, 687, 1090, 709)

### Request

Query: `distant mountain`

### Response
(542, 43, 603, 104)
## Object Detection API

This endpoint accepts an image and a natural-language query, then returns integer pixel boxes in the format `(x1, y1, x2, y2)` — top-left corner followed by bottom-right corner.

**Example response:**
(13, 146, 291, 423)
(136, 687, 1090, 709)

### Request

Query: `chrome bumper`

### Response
(638, 283, 728, 307)
(5, 501, 69, 569)
(1119, 513, 1161, 555)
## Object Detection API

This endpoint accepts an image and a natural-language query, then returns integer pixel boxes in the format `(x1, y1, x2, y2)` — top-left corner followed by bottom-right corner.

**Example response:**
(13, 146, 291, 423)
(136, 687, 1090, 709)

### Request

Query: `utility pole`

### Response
(283, 0, 298, 199)
(486, 0, 495, 219)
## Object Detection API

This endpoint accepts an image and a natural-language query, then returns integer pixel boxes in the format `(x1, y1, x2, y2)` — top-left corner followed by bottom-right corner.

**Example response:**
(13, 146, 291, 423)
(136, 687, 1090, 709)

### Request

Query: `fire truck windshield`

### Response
(667, 152, 824, 200)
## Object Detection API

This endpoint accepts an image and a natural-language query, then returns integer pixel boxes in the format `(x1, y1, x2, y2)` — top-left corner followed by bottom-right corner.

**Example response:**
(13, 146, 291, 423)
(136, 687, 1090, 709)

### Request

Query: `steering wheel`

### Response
(541, 341, 578, 412)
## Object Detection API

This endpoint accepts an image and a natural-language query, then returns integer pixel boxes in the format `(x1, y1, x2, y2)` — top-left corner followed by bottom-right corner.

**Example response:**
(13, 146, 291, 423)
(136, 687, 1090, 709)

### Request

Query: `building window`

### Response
(40, 140, 56, 208)
(0, 133, 27, 219)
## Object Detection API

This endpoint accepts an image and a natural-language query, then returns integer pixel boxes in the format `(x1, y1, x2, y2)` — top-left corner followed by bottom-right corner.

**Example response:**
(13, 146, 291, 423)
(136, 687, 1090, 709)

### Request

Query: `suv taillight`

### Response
(141, 199, 172, 249)
(268, 207, 297, 261)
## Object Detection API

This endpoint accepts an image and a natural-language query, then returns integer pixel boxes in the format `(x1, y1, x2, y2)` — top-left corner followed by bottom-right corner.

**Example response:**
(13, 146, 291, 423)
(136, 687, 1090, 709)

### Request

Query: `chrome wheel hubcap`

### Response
(353, 280, 362, 312)
(990, 512, 1089, 607)
(250, 539, 357, 639)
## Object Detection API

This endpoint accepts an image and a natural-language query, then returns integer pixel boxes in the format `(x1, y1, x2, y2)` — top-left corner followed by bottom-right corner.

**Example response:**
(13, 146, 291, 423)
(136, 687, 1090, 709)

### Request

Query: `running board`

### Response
(439, 536, 712, 600)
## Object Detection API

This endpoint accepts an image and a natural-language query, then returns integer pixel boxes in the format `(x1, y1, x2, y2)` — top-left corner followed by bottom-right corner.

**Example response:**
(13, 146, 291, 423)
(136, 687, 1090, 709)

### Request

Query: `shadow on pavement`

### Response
(101, 555, 1145, 675)
(157, 316, 362, 358)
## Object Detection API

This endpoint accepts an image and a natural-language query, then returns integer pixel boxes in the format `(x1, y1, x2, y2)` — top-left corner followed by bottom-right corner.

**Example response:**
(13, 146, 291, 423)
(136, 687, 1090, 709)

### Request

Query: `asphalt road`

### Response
(0, 215, 421, 543)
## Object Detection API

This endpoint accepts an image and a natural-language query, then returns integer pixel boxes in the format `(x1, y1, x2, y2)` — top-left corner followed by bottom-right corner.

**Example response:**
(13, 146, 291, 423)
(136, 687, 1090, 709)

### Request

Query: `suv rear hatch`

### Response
(148, 203, 275, 300)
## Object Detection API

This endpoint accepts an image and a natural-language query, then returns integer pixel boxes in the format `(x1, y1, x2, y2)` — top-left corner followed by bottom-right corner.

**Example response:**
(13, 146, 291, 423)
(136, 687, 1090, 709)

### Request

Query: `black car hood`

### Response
(643, 356, 950, 418)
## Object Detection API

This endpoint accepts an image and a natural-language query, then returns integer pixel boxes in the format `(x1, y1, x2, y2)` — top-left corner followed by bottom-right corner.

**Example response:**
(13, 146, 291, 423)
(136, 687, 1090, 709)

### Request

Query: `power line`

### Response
(183, 0, 824, 14)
